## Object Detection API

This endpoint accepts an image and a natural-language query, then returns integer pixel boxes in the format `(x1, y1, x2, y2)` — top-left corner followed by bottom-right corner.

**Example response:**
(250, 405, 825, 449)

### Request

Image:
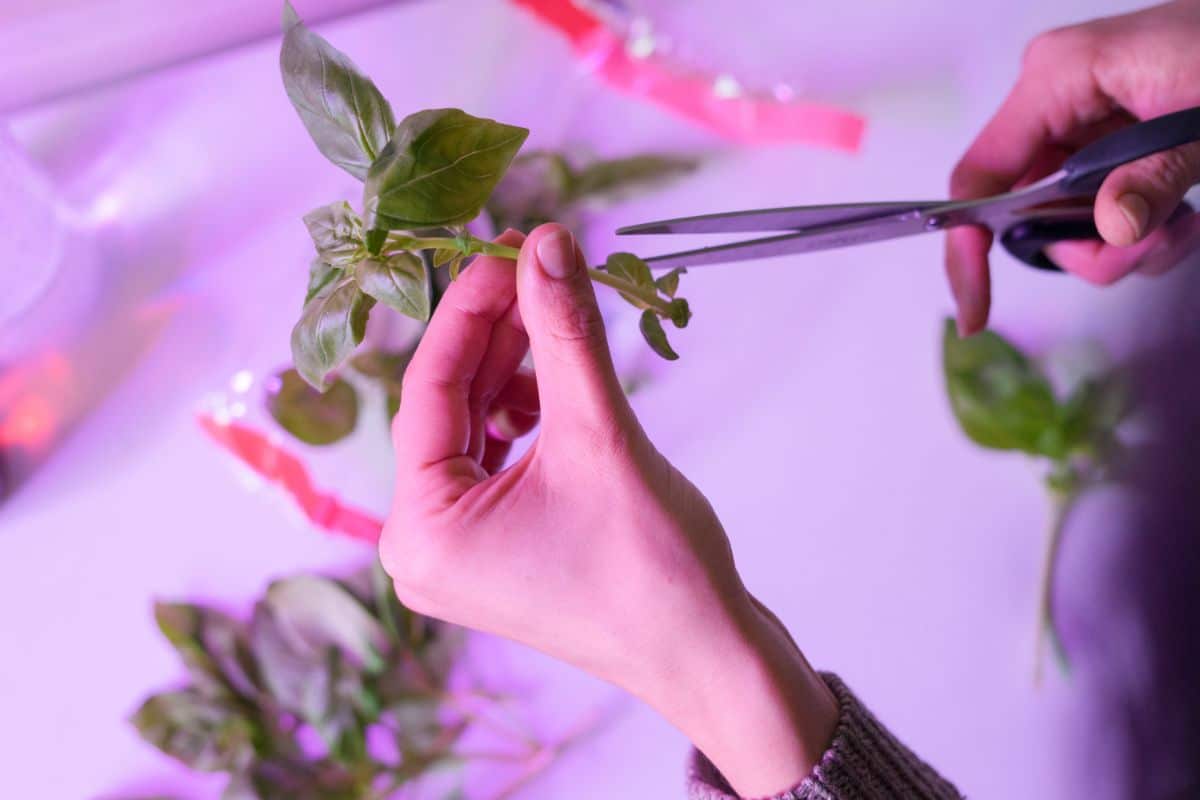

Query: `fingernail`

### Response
(535, 230, 577, 279)
(1117, 193, 1150, 241)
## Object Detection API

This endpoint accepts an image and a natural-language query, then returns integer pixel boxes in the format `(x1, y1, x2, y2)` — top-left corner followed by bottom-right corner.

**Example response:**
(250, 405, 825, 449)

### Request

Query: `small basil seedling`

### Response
(279, 1, 693, 392)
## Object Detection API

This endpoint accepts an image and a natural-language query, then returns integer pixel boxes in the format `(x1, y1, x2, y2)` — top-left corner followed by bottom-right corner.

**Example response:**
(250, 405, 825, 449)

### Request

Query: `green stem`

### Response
(1033, 482, 1077, 684)
(402, 234, 674, 316)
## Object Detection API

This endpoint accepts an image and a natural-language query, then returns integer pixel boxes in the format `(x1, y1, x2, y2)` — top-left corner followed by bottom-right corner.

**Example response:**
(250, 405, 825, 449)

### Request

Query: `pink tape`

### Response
(198, 413, 383, 544)
(511, 0, 865, 151)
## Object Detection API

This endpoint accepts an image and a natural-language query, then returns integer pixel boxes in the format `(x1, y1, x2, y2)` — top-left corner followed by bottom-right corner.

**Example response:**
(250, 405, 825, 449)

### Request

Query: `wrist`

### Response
(639, 596, 839, 798)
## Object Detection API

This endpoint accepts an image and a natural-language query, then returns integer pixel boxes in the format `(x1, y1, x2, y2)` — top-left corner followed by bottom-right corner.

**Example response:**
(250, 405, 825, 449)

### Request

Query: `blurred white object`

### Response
(0, 126, 65, 330)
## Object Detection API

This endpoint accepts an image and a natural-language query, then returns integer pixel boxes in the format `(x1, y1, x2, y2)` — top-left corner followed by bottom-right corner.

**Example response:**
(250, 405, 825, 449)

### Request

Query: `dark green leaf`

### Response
(654, 267, 685, 298)
(941, 318, 1059, 456)
(667, 298, 691, 329)
(349, 348, 414, 381)
(301, 202, 364, 267)
(305, 260, 339, 307)
(567, 154, 698, 203)
(363, 109, 528, 230)
(131, 690, 257, 772)
(280, 2, 395, 180)
(605, 252, 653, 288)
(266, 368, 359, 446)
(354, 252, 429, 322)
(291, 276, 374, 391)
(484, 150, 573, 232)
(639, 310, 679, 361)
(154, 602, 261, 700)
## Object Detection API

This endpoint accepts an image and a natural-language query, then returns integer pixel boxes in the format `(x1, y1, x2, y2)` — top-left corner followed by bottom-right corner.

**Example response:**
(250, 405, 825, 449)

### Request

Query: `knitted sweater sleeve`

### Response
(686, 673, 963, 800)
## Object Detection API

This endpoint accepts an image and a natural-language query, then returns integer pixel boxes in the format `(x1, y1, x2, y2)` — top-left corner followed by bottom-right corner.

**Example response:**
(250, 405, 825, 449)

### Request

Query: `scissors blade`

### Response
(617, 200, 944, 235)
(639, 208, 934, 270)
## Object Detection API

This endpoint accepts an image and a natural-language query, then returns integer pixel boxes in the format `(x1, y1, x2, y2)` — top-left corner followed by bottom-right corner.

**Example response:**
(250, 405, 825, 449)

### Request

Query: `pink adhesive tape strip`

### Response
(198, 413, 384, 544)
(511, 0, 865, 151)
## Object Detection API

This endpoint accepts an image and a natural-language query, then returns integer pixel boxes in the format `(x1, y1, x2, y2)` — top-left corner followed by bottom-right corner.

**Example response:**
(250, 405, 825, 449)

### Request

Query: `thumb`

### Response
(1094, 141, 1200, 247)
(516, 223, 629, 430)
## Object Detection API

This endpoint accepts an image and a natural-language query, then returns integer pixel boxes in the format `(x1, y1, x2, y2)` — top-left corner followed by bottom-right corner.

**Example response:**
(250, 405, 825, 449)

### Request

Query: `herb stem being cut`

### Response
(406, 235, 676, 317)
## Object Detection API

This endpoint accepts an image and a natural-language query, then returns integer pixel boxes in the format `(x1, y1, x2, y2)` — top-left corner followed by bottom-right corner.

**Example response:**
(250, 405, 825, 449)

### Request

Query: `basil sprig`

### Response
(279, 2, 693, 392)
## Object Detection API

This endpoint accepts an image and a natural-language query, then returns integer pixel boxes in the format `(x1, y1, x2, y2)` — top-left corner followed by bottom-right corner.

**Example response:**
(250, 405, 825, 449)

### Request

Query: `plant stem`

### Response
(403, 235, 675, 316)
(1033, 484, 1077, 684)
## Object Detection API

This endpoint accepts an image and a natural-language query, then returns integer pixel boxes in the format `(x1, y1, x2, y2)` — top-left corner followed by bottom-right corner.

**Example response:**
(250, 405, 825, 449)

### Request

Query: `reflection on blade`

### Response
(618, 200, 944, 235)
(638, 210, 933, 270)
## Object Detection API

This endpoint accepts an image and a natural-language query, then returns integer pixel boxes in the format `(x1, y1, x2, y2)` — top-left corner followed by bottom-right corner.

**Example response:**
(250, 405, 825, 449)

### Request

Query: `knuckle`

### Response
(1022, 24, 1095, 68)
(1149, 145, 1200, 194)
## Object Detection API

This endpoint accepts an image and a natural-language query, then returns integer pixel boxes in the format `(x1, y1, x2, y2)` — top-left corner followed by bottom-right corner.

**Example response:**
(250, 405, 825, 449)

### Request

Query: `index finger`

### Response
(946, 34, 1112, 334)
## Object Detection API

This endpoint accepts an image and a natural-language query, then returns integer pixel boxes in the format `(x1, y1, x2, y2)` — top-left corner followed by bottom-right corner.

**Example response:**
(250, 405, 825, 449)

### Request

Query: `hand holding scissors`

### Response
(619, 1, 1200, 335)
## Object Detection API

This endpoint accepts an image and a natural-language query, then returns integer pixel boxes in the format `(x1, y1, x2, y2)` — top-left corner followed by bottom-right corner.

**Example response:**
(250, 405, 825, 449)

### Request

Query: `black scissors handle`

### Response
(1060, 106, 1200, 195)
(1000, 105, 1200, 270)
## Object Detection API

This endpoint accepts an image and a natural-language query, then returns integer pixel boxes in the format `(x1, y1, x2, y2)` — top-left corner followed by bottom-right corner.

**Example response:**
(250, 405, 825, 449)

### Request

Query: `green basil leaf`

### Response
(355, 251, 429, 322)
(262, 576, 389, 673)
(447, 254, 466, 281)
(654, 267, 685, 298)
(566, 154, 698, 203)
(349, 347, 414, 380)
(131, 689, 257, 772)
(432, 248, 458, 268)
(291, 276, 374, 392)
(363, 108, 528, 230)
(667, 298, 691, 329)
(266, 368, 359, 446)
(606, 252, 654, 288)
(639, 310, 679, 360)
(484, 150, 573, 232)
(1059, 370, 1130, 455)
(942, 318, 1059, 455)
(280, 2, 396, 180)
(305, 259, 340, 306)
(302, 201, 365, 267)
(154, 602, 261, 700)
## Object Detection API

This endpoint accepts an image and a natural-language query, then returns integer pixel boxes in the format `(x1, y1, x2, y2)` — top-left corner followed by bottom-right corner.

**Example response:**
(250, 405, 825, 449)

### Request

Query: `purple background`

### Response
(3, 1, 1197, 798)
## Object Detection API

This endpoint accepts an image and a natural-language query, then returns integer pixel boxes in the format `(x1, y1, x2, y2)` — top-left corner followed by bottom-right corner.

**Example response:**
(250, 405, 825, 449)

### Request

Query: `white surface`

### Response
(0, 1, 1179, 798)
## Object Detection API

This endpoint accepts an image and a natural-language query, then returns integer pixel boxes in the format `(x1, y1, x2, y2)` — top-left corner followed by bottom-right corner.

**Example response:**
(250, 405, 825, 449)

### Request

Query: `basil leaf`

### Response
(154, 602, 261, 700)
(355, 251, 429, 322)
(363, 108, 528, 230)
(291, 276, 374, 391)
(266, 368, 359, 446)
(302, 201, 364, 267)
(639, 310, 679, 360)
(654, 267, 685, 298)
(942, 318, 1059, 455)
(349, 347, 414, 380)
(431, 248, 458, 268)
(262, 576, 389, 673)
(485, 150, 573, 232)
(131, 689, 257, 772)
(1059, 371, 1130, 455)
(280, 1, 396, 180)
(606, 252, 653, 288)
(667, 298, 691, 329)
(305, 259, 339, 306)
(567, 154, 698, 202)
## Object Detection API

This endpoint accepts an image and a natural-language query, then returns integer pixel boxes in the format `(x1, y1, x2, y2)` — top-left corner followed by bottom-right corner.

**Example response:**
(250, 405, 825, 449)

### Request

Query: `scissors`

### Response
(616, 106, 1200, 273)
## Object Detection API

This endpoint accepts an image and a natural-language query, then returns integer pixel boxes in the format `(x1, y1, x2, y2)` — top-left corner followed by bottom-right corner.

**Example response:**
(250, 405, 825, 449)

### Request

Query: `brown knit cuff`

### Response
(686, 672, 962, 800)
